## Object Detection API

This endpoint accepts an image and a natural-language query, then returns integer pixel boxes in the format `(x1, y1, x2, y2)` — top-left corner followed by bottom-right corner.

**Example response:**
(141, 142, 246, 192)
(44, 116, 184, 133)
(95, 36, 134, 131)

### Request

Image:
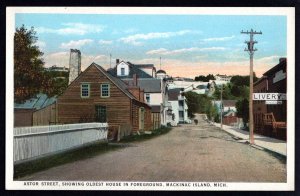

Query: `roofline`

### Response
(93, 63, 150, 106)
(263, 58, 286, 76)
(93, 63, 136, 100)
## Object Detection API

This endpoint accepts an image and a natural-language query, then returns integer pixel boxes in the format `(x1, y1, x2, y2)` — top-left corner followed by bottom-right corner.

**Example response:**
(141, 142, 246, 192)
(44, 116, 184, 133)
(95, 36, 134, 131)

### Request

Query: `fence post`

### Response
(117, 125, 121, 142)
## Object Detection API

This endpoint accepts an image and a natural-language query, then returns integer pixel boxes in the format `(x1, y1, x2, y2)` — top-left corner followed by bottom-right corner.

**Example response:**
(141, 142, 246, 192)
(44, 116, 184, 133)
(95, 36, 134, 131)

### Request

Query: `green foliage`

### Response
(213, 84, 235, 100)
(14, 25, 56, 103)
(44, 71, 69, 96)
(185, 91, 218, 120)
(14, 25, 69, 102)
(195, 74, 215, 82)
(236, 98, 249, 127)
(230, 73, 258, 87)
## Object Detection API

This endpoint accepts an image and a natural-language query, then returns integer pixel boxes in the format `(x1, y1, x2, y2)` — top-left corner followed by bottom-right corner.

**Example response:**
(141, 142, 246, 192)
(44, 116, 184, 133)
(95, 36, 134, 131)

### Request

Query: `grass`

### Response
(14, 127, 172, 179)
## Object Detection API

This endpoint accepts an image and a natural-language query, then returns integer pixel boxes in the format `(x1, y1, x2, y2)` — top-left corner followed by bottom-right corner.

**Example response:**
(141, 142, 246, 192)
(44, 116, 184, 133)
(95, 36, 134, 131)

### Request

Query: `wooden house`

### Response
(57, 63, 152, 134)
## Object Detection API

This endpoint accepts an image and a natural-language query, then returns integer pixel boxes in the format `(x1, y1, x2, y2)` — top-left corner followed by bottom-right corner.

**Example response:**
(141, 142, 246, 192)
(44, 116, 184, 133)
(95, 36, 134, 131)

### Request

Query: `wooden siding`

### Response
(131, 100, 152, 132)
(33, 103, 57, 126)
(151, 112, 161, 130)
(57, 65, 131, 128)
(14, 109, 34, 127)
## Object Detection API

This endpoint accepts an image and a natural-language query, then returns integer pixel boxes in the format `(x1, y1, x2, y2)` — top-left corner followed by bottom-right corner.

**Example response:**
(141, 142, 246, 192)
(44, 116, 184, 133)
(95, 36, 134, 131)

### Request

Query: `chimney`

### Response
(116, 59, 120, 64)
(133, 74, 138, 86)
(279, 58, 286, 63)
(69, 49, 81, 84)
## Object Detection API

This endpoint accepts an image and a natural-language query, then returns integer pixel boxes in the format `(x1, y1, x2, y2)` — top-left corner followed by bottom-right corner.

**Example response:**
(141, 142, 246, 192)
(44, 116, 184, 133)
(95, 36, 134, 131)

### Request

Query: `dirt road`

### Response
(20, 115, 286, 182)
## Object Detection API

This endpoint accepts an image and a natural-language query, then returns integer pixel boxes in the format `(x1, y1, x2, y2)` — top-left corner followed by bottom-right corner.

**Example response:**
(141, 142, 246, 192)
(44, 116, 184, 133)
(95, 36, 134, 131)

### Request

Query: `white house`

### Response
(212, 100, 237, 114)
(215, 74, 232, 82)
(167, 88, 190, 126)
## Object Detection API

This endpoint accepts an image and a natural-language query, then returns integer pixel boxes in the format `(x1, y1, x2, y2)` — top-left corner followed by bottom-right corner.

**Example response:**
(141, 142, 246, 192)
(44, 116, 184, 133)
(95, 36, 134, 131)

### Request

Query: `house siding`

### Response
(57, 65, 131, 128)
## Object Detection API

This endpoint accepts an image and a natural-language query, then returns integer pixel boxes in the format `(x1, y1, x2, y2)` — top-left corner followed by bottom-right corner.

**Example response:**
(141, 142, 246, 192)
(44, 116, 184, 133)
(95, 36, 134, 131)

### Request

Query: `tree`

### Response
(213, 84, 234, 100)
(195, 74, 215, 82)
(236, 98, 249, 128)
(185, 91, 218, 121)
(14, 25, 52, 103)
(230, 73, 258, 87)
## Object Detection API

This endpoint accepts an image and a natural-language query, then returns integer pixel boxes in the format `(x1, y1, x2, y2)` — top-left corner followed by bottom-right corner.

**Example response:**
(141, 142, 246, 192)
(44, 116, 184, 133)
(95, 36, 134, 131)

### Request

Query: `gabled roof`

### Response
(107, 61, 153, 78)
(122, 78, 161, 93)
(131, 63, 154, 69)
(93, 63, 136, 100)
(14, 93, 57, 110)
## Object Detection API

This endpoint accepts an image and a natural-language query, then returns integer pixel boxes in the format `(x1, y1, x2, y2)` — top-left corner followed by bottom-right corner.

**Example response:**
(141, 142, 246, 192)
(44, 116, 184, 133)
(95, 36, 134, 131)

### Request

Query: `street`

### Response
(20, 115, 286, 182)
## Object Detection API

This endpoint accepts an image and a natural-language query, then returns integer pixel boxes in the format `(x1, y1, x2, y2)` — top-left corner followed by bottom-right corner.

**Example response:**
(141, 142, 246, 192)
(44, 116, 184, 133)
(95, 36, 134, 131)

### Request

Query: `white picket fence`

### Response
(14, 123, 108, 163)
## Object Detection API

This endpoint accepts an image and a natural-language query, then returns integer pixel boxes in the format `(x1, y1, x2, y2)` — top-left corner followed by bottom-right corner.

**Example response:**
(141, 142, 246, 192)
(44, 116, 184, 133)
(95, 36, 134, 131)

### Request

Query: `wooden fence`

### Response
(14, 123, 108, 164)
(33, 103, 57, 126)
(151, 113, 160, 130)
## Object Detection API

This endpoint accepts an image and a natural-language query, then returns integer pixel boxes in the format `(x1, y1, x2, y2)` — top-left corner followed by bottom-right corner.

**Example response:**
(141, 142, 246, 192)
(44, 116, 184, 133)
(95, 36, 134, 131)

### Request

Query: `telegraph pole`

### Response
(220, 84, 223, 129)
(241, 29, 262, 144)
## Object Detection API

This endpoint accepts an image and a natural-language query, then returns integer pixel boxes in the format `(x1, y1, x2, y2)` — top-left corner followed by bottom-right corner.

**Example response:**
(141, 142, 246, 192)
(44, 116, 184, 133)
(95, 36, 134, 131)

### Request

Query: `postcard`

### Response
(6, 7, 295, 191)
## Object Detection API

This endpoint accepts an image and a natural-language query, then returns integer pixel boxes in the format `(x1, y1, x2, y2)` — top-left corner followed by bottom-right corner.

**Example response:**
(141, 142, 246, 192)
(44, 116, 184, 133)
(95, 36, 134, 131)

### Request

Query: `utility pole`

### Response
(241, 29, 262, 144)
(220, 84, 223, 129)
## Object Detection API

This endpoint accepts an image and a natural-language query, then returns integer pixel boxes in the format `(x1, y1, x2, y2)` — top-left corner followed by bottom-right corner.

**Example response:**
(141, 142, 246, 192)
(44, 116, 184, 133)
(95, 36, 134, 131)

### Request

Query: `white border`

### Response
(6, 7, 295, 191)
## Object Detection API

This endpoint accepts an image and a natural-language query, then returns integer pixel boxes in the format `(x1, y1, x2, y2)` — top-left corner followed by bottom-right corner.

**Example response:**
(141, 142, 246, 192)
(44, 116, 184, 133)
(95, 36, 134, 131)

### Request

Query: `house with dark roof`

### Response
(167, 88, 189, 125)
(56, 62, 152, 134)
(107, 60, 155, 78)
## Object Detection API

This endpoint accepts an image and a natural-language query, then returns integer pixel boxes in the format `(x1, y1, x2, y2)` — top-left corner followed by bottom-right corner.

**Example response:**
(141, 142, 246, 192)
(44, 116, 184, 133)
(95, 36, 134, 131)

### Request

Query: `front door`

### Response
(95, 105, 107, 122)
(139, 107, 145, 131)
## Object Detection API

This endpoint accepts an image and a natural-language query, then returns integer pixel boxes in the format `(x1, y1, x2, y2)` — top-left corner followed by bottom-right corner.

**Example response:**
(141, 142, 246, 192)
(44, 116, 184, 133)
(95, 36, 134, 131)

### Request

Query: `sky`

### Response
(15, 14, 287, 77)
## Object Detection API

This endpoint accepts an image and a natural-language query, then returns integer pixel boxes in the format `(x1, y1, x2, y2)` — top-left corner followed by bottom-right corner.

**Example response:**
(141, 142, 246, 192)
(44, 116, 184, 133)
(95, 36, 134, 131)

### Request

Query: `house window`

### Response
(101, 84, 110, 97)
(146, 94, 150, 103)
(81, 83, 90, 98)
(121, 68, 125, 76)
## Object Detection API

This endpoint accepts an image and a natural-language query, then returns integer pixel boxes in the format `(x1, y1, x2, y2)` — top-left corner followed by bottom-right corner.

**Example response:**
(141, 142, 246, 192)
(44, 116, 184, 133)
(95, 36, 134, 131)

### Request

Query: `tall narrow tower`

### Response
(69, 49, 81, 84)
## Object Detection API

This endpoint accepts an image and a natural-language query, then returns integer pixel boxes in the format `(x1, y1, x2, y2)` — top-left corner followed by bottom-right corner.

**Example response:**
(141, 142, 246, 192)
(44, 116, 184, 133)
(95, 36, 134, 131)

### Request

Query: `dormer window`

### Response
(117, 62, 129, 76)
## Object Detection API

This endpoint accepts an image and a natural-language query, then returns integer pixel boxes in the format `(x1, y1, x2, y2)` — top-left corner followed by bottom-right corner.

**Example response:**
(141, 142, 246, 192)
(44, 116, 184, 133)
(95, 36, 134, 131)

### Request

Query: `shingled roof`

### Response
(14, 93, 57, 110)
(122, 78, 161, 93)
(93, 63, 136, 100)
(107, 61, 153, 78)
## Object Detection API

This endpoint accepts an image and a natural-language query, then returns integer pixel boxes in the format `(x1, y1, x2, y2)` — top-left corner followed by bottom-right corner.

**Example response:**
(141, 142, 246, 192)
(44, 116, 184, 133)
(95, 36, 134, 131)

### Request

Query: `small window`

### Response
(121, 68, 125, 76)
(81, 83, 90, 98)
(146, 94, 150, 103)
(101, 84, 110, 97)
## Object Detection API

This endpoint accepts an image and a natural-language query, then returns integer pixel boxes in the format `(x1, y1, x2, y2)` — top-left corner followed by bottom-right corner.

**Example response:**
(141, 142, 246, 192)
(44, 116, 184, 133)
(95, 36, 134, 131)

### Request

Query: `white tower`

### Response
(69, 49, 81, 84)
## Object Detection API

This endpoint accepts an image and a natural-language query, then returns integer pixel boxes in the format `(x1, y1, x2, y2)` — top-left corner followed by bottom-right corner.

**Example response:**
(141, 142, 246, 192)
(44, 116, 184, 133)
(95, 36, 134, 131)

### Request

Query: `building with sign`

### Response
(253, 58, 287, 140)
